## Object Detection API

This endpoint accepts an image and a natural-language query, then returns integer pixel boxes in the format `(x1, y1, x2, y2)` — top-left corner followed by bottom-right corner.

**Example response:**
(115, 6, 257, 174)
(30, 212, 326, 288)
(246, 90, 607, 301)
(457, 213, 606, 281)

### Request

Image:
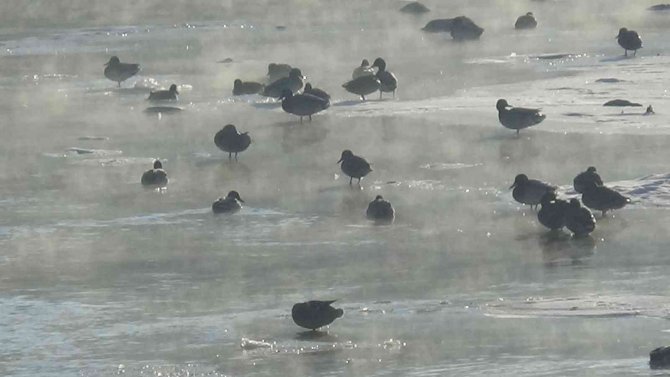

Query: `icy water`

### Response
(1, 1, 670, 376)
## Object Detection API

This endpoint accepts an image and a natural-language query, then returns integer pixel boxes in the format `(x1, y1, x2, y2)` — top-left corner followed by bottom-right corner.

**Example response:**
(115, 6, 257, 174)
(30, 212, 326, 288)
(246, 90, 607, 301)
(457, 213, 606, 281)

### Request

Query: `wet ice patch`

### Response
(484, 295, 670, 319)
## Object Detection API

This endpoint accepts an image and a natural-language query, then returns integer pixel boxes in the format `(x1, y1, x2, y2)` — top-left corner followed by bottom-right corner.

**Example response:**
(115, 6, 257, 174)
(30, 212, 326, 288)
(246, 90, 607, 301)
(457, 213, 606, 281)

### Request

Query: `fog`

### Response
(1, 1, 669, 376)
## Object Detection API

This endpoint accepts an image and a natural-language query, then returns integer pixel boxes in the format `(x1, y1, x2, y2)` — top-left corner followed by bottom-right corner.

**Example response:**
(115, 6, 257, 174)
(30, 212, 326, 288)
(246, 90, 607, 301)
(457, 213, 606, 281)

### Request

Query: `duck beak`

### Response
(509, 183, 517, 189)
(337, 157, 343, 164)
(239, 198, 245, 203)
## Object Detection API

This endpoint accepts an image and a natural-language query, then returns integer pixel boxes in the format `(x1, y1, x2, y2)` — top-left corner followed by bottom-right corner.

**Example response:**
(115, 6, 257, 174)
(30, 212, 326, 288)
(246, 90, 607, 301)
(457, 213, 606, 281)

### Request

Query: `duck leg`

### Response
(309, 115, 312, 122)
(349, 177, 353, 185)
(361, 95, 366, 101)
(117, 81, 121, 88)
(228, 152, 232, 160)
(235, 152, 239, 161)
(379, 91, 382, 100)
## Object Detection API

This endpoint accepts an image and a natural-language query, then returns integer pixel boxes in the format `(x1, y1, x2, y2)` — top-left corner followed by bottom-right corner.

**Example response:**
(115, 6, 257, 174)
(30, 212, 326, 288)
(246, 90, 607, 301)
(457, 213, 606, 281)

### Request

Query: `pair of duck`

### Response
(512, 169, 629, 216)
(140, 160, 245, 213)
(343, 58, 398, 101)
(105, 56, 179, 100)
(232, 64, 301, 96)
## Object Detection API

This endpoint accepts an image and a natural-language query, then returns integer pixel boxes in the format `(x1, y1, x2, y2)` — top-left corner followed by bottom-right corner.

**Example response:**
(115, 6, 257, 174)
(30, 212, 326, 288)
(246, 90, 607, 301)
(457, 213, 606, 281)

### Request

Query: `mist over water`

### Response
(1, 1, 670, 376)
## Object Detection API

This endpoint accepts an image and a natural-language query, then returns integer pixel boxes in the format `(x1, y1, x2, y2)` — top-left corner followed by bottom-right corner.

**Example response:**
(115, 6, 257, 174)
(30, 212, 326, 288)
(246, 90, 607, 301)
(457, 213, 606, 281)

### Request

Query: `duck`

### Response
(400, 1, 430, 14)
(212, 190, 244, 214)
(291, 300, 344, 330)
(581, 181, 630, 217)
(303, 83, 331, 102)
(496, 99, 546, 134)
(371, 58, 398, 99)
(422, 18, 455, 33)
(262, 68, 304, 98)
(141, 160, 168, 187)
(352, 59, 376, 79)
(280, 89, 329, 122)
(537, 192, 568, 230)
(148, 84, 178, 101)
(450, 16, 484, 41)
(366, 195, 395, 224)
(338, 150, 372, 185)
(267, 63, 293, 82)
(650, 346, 670, 369)
(104, 56, 140, 87)
(214, 124, 251, 160)
(573, 166, 603, 194)
(233, 79, 264, 95)
(510, 174, 556, 209)
(616, 28, 642, 57)
(515, 12, 537, 29)
(342, 75, 381, 101)
(564, 199, 596, 237)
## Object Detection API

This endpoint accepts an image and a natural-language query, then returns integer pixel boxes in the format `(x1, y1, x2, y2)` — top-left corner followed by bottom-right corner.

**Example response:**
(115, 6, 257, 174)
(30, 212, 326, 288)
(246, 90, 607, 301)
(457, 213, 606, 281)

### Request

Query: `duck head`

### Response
(289, 68, 304, 80)
(105, 56, 120, 66)
(361, 59, 370, 67)
(616, 27, 628, 38)
(586, 166, 597, 173)
(375, 195, 384, 201)
(153, 160, 163, 169)
(526, 12, 534, 17)
(496, 99, 510, 111)
(509, 173, 528, 189)
(279, 89, 293, 100)
(371, 58, 386, 71)
(169, 84, 179, 94)
(304, 83, 313, 91)
(227, 190, 244, 202)
(337, 149, 354, 164)
(222, 124, 238, 134)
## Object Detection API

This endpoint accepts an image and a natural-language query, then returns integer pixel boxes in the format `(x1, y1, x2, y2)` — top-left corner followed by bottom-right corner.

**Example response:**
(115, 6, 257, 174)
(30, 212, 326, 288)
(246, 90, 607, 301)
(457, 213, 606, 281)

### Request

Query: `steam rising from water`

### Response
(1, 0, 670, 376)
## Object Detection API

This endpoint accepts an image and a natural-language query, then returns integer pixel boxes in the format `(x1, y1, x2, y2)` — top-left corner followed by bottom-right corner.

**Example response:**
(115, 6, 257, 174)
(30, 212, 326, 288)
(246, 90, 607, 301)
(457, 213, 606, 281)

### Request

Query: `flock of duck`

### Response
(107, 3, 668, 367)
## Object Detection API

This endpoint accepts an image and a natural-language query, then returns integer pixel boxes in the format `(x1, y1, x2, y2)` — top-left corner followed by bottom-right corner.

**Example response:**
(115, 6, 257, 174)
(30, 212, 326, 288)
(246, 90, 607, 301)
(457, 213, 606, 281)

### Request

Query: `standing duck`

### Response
(352, 59, 375, 79)
(212, 191, 244, 214)
(371, 58, 398, 99)
(510, 174, 556, 209)
(141, 160, 168, 187)
(564, 199, 596, 237)
(262, 68, 305, 98)
(148, 84, 178, 101)
(581, 181, 630, 217)
(304, 83, 331, 102)
(366, 195, 395, 224)
(214, 124, 251, 160)
(233, 79, 264, 95)
(338, 150, 372, 185)
(616, 28, 642, 57)
(280, 89, 329, 122)
(573, 166, 603, 194)
(515, 12, 537, 29)
(104, 56, 140, 87)
(291, 300, 344, 330)
(496, 99, 546, 134)
(342, 75, 381, 101)
(537, 192, 568, 230)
